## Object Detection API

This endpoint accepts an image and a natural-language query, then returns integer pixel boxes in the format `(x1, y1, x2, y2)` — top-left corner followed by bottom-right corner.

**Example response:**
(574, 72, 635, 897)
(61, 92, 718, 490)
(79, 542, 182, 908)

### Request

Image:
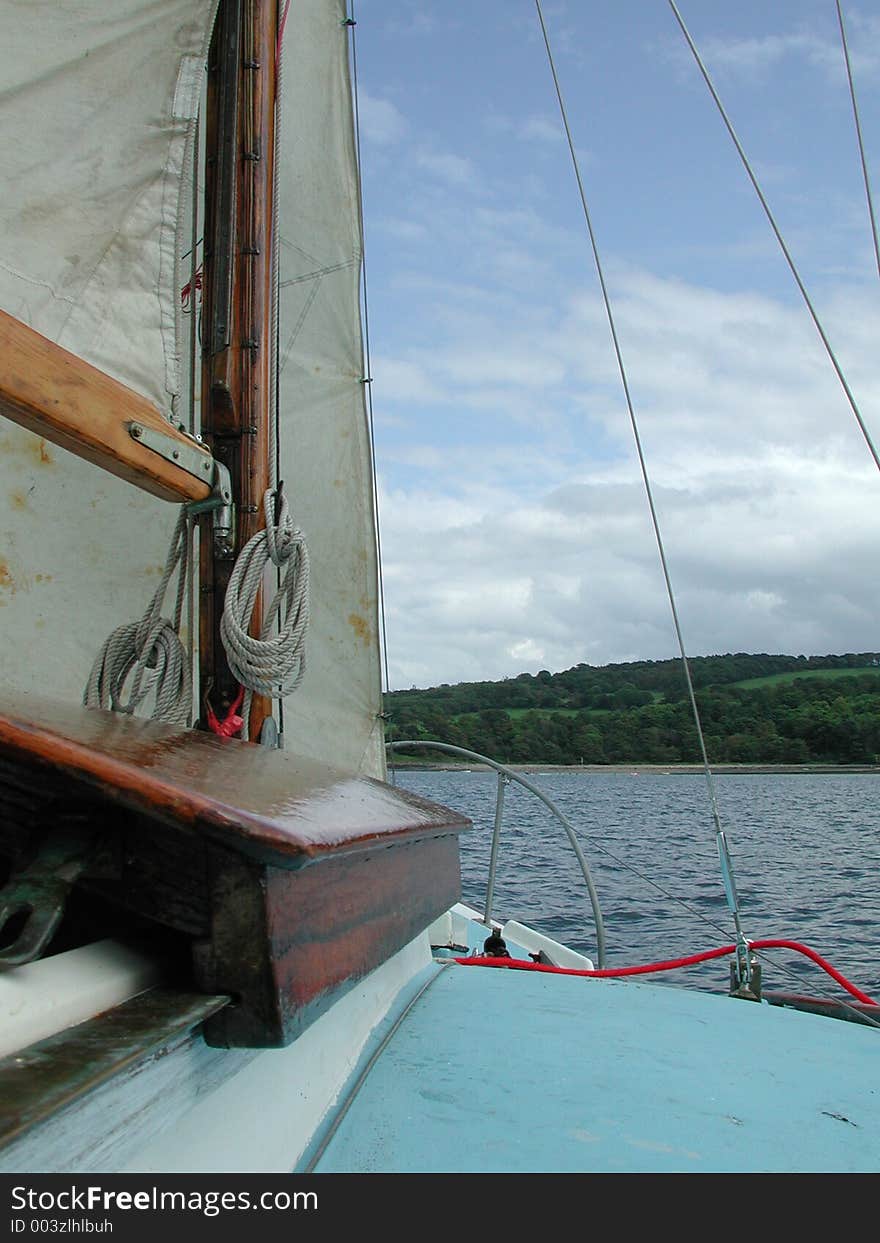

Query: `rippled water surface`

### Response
(392, 767, 880, 1000)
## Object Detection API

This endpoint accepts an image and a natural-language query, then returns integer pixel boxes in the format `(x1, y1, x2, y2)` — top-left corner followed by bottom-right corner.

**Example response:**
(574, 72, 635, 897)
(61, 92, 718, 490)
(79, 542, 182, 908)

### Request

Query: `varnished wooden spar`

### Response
(0, 693, 471, 1048)
(0, 309, 212, 504)
(199, 0, 278, 741)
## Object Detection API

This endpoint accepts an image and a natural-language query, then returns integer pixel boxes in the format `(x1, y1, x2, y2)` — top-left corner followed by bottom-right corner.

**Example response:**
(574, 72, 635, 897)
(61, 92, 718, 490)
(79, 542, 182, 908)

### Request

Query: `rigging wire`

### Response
(535, 0, 877, 1021)
(668, 0, 880, 476)
(533, 0, 748, 960)
(271, 0, 290, 742)
(272, 1, 288, 492)
(837, 0, 880, 282)
(186, 115, 201, 722)
(347, 2, 396, 780)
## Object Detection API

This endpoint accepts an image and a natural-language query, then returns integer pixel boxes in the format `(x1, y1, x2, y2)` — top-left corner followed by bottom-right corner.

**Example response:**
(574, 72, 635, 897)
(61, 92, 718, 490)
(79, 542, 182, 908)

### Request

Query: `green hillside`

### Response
(385, 652, 880, 766)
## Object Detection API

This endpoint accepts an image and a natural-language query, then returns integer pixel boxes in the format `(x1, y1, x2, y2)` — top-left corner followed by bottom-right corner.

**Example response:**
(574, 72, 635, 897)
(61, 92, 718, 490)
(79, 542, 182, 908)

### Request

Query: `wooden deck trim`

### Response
(0, 989, 229, 1152)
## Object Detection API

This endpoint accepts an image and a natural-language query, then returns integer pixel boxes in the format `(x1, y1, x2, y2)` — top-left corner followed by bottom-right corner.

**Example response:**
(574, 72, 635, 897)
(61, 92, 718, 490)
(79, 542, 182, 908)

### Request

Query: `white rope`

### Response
(83, 508, 192, 726)
(220, 484, 309, 740)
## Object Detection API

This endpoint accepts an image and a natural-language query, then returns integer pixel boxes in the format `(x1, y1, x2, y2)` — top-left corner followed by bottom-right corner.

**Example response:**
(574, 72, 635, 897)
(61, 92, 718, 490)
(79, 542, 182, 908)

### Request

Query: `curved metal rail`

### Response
(386, 740, 606, 968)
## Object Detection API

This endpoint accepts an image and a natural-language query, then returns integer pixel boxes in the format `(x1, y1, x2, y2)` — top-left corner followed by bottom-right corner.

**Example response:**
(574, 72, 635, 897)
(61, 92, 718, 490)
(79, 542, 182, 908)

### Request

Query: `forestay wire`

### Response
(668, 0, 880, 476)
(533, 0, 748, 955)
(836, 0, 880, 282)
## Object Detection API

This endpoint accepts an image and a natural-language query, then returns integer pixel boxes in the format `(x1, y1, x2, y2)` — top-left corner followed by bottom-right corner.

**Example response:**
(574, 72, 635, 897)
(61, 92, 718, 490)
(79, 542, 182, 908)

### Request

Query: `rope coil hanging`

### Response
(220, 483, 309, 741)
(83, 508, 193, 726)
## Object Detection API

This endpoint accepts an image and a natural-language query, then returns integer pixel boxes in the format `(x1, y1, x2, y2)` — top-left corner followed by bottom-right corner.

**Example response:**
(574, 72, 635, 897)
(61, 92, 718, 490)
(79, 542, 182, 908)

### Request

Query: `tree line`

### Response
(384, 652, 880, 765)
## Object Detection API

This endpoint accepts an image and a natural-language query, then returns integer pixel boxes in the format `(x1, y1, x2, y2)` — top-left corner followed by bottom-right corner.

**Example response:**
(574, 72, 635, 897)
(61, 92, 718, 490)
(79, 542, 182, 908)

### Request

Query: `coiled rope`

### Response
(219, 483, 309, 741)
(83, 507, 192, 726)
(83, 488, 308, 741)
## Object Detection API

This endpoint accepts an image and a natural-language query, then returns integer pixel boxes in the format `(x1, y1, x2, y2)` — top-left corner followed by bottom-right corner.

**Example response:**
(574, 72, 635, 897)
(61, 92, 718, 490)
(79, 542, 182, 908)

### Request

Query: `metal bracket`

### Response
(127, 421, 236, 558)
(0, 826, 99, 968)
(127, 421, 215, 484)
(185, 460, 235, 559)
(729, 952, 762, 1002)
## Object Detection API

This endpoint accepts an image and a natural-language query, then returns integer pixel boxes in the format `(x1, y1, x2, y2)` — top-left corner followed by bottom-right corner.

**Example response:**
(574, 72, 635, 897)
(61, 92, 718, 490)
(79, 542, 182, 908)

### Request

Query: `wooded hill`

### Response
(385, 652, 880, 766)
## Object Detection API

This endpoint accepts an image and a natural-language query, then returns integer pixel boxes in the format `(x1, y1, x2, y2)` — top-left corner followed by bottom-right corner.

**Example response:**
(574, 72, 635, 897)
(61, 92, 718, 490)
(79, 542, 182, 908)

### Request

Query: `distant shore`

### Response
(389, 761, 880, 775)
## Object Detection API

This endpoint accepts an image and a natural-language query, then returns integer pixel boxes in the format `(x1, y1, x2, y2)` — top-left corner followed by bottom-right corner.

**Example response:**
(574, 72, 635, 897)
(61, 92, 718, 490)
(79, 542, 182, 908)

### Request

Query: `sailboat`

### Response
(0, 0, 877, 1178)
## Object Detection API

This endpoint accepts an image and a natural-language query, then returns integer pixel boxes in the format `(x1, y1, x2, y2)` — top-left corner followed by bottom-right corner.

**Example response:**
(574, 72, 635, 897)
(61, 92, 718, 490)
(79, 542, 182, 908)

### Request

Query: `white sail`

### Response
(0, 0, 216, 405)
(0, 0, 384, 776)
(0, 1, 216, 705)
(274, 0, 385, 777)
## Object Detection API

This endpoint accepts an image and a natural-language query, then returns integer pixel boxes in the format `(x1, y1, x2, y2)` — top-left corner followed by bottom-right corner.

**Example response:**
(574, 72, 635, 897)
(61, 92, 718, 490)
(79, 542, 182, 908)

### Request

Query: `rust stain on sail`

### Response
(348, 613, 372, 646)
(0, 430, 54, 468)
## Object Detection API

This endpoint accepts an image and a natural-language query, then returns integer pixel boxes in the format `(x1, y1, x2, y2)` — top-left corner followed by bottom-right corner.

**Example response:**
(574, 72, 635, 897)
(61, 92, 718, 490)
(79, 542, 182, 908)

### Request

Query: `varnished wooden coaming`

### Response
(0, 694, 471, 1047)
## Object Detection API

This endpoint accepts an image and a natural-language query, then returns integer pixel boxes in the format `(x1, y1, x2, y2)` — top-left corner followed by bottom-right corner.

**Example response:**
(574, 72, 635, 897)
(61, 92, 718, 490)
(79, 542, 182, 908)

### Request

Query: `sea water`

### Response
(391, 767, 880, 1002)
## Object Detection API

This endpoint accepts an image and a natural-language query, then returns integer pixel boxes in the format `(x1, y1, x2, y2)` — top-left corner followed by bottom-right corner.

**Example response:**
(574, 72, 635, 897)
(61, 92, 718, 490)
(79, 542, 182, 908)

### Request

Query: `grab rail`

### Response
(386, 741, 606, 969)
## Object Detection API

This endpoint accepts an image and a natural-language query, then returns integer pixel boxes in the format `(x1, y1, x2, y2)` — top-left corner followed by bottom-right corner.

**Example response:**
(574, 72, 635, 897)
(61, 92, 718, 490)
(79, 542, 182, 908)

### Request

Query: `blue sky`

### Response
(350, 1, 880, 690)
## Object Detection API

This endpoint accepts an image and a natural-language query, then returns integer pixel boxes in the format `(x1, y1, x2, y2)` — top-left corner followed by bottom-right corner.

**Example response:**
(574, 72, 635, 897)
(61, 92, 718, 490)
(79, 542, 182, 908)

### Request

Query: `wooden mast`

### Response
(199, 0, 278, 743)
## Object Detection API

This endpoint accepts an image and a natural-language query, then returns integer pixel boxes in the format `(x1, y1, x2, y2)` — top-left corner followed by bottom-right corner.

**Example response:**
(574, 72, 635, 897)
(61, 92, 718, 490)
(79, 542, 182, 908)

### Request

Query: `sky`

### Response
(349, 1, 880, 692)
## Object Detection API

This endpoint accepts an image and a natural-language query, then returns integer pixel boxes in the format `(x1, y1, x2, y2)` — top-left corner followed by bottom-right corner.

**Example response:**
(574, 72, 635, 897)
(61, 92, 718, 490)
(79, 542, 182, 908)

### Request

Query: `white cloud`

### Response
(357, 90, 408, 145)
(374, 266, 880, 689)
(694, 19, 880, 83)
(415, 148, 477, 186)
(520, 114, 562, 144)
(376, 216, 430, 243)
(352, 1, 880, 690)
(372, 356, 443, 403)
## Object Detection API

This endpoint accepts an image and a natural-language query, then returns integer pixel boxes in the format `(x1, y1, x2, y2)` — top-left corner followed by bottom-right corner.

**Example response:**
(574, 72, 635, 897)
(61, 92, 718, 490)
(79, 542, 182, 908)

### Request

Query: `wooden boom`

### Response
(0, 309, 213, 504)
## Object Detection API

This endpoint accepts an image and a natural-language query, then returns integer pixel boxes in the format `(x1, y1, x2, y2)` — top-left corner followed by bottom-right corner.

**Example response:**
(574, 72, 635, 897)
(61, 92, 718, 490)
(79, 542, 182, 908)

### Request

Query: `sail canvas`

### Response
(274, 0, 384, 775)
(0, 0, 383, 777)
(0, 0, 217, 705)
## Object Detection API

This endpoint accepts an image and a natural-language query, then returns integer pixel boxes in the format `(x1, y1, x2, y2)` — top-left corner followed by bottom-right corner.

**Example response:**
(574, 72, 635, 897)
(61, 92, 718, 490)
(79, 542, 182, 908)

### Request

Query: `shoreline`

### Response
(389, 761, 880, 775)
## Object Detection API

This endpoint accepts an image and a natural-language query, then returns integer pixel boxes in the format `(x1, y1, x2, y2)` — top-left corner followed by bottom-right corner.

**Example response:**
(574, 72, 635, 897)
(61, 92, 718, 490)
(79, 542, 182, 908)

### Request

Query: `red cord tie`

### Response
(206, 686, 244, 738)
(181, 264, 203, 311)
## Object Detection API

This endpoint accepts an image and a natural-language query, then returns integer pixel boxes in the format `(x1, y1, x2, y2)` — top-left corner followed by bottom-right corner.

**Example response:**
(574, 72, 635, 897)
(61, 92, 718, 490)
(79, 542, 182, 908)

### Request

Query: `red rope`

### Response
(454, 938, 877, 1006)
(205, 686, 245, 739)
(276, 0, 291, 69)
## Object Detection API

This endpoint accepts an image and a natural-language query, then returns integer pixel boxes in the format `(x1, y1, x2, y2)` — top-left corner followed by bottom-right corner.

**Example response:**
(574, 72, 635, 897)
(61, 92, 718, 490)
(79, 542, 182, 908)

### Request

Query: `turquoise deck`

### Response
(307, 959, 879, 1173)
